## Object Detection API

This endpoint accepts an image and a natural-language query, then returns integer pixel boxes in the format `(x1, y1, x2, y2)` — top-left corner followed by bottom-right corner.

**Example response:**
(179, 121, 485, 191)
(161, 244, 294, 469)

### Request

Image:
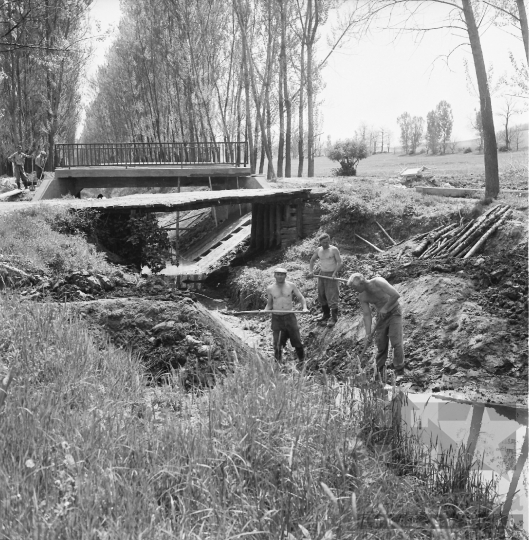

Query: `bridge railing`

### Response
(54, 142, 248, 169)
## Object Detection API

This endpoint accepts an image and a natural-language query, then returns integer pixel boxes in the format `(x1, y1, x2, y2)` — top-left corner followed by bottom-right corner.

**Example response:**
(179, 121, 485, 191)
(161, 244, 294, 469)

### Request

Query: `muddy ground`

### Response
(4, 198, 527, 406)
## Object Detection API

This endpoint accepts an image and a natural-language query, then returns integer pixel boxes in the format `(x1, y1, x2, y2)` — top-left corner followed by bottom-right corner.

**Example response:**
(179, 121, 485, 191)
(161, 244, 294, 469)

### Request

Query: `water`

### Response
(397, 392, 528, 531)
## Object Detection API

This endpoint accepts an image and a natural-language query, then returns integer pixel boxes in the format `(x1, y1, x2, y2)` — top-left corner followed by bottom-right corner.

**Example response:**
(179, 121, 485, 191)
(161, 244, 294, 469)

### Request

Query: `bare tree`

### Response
(497, 96, 521, 150)
(371, 0, 500, 197)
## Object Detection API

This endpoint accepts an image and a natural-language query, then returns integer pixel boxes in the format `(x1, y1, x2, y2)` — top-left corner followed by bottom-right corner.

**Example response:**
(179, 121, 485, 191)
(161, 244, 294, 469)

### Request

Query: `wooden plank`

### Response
(296, 201, 304, 239)
(184, 213, 251, 261)
(196, 224, 251, 270)
(275, 204, 281, 247)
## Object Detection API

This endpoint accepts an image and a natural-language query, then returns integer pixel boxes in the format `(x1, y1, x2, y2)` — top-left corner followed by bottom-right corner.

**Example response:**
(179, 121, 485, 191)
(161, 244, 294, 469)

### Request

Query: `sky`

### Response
(86, 0, 528, 145)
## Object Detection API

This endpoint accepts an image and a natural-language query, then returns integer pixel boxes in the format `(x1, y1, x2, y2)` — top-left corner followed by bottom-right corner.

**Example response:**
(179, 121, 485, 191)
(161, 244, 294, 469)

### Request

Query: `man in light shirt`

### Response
(8, 145, 31, 190)
(308, 233, 343, 327)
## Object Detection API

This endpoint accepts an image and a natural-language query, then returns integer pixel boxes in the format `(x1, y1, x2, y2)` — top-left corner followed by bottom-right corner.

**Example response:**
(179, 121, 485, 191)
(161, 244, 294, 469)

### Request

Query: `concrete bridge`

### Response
(35, 141, 253, 200)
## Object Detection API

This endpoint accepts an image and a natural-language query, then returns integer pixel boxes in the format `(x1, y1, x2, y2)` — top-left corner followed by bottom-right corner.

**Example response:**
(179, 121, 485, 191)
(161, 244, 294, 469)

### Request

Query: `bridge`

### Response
(35, 141, 253, 200)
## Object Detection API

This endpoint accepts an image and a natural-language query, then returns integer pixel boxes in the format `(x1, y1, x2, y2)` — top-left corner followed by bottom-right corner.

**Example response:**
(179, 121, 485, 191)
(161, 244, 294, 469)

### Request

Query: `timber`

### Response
(375, 221, 396, 245)
(355, 234, 384, 253)
(463, 210, 512, 258)
(314, 274, 348, 283)
(221, 310, 309, 315)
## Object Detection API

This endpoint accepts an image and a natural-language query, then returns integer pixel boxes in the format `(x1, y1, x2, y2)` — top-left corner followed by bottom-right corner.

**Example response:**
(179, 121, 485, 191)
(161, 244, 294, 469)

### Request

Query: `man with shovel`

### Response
(347, 273, 405, 379)
(308, 233, 342, 327)
(264, 267, 308, 363)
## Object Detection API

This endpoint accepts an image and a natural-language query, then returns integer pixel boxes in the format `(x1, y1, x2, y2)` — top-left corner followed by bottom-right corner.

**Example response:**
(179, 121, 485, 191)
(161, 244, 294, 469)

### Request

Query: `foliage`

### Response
(0, 0, 91, 168)
(471, 109, 484, 152)
(48, 208, 100, 237)
(409, 116, 424, 154)
(326, 138, 368, 176)
(397, 112, 412, 154)
(0, 206, 113, 276)
(426, 110, 440, 154)
(318, 181, 477, 240)
(435, 100, 454, 155)
(464, 147, 472, 153)
(95, 213, 170, 274)
(127, 214, 171, 274)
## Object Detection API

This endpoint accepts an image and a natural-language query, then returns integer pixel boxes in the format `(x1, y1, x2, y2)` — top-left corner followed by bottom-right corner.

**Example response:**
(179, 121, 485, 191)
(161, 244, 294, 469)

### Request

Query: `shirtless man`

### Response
(264, 267, 308, 362)
(347, 273, 405, 378)
(308, 233, 342, 327)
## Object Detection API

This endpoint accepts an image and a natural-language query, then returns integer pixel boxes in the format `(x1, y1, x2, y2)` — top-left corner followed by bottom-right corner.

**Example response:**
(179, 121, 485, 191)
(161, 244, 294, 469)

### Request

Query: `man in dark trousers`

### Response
(8, 145, 31, 190)
(308, 233, 343, 327)
(347, 273, 405, 379)
(264, 267, 308, 362)
(34, 150, 47, 181)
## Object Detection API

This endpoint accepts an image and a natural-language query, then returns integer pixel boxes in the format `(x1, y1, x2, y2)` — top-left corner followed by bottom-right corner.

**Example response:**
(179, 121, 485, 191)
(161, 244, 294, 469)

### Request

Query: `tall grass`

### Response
(0, 293, 507, 539)
(0, 205, 113, 276)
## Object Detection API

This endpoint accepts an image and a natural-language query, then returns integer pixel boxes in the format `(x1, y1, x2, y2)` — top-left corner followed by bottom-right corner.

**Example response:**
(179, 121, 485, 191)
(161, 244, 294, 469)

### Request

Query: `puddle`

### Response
(397, 392, 528, 531)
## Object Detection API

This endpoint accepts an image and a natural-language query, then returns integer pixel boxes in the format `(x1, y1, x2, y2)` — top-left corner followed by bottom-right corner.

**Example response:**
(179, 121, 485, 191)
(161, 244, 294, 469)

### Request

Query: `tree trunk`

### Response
(281, 0, 292, 178)
(242, 42, 255, 173)
(297, 40, 305, 177)
(461, 0, 499, 198)
(307, 38, 315, 177)
(277, 20, 285, 178)
(517, 0, 529, 64)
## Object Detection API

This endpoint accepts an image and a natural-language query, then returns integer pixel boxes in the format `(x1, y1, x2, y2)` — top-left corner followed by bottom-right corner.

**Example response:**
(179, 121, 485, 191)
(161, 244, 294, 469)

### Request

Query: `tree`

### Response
(471, 109, 484, 152)
(326, 138, 368, 176)
(497, 97, 521, 151)
(510, 123, 524, 151)
(371, 0, 500, 197)
(397, 112, 412, 154)
(436, 101, 453, 155)
(409, 116, 424, 154)
(426, 110, 440, 154)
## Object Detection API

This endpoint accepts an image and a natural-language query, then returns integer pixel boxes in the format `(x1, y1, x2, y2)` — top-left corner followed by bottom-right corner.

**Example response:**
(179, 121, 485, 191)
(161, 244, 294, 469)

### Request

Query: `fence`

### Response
(54, 141, 248, 169)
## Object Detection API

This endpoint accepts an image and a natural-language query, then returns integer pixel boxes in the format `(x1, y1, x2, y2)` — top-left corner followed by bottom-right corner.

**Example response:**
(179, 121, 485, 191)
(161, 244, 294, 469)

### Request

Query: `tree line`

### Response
(0, 0, 92, 174)
(1, 0, 527, 195)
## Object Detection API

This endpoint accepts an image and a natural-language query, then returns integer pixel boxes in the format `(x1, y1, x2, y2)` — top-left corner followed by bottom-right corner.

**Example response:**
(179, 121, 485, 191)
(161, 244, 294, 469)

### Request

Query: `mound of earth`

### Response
(66, 297, 255, 389)
(303, 242, 528, 405)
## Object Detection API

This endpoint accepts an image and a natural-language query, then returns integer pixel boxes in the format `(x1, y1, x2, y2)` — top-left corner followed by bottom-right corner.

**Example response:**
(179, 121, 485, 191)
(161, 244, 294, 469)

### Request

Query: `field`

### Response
(270, 148, 529, 190)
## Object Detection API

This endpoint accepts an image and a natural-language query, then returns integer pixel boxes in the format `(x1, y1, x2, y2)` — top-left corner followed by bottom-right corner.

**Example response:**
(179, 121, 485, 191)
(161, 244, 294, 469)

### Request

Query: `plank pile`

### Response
(411, 205, 512, 260)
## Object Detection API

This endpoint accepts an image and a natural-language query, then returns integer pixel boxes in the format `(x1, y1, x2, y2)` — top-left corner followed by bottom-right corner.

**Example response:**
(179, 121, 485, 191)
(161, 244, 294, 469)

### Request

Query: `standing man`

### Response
(34, 150, 47, 182)
(264, 267, 308, 362)
(8, 145, 31, 190)
(308, 233, 342, 327)
(347, 273, 405, 378)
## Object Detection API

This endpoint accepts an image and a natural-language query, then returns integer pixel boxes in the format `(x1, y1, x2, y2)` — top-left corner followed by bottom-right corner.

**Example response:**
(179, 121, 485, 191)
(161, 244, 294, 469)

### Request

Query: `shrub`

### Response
(464, 147, 472, 154)
(326, 138, 368, 177)
(498, 145, 509, 152)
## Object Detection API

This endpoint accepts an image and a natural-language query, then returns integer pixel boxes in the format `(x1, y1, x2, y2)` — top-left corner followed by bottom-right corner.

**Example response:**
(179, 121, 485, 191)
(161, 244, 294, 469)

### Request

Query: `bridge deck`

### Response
(0, 188, 312, 214)
(55, 164, 251, 179)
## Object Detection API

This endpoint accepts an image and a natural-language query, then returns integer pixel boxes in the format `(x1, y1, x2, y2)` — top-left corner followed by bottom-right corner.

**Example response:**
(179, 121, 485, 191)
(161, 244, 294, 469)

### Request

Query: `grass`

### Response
(0, 293, 507, 538)
(267, 148, 528, 188)
(0, 205, 114, 277)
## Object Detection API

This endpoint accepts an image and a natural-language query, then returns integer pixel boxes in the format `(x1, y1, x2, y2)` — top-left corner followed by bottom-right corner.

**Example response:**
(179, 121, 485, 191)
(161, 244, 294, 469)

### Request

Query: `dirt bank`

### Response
(64, 297, 258, 388)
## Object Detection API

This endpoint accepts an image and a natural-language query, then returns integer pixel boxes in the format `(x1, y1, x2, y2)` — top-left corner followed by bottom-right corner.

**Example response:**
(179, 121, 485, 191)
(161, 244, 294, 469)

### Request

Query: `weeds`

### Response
(0, 206, 113, 277)
(0, 291, 508, 538)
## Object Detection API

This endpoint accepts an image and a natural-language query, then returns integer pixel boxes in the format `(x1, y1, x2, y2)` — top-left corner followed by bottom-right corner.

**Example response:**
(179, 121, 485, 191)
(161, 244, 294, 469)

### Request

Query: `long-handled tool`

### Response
(221, 309, 310, 316)
(313, 274, 348, 283)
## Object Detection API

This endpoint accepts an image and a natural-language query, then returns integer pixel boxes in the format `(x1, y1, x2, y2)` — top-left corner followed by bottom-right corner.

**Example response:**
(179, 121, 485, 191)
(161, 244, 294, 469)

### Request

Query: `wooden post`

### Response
(256, 204, 265, 251)
(209, 177, 218, 226)
(275, 204, 281, 247)
(250, 203, 257, 250)
(263, 204, 270, 249)
(237, 177, 242, 216)
(296, 201, 304, 239)
(268, 204, 275, 248)
(175, 178, 180, 264)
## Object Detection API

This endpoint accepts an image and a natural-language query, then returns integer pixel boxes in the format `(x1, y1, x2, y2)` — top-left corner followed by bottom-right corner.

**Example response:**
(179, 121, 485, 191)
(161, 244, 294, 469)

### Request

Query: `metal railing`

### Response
(54, 141, 248, 169)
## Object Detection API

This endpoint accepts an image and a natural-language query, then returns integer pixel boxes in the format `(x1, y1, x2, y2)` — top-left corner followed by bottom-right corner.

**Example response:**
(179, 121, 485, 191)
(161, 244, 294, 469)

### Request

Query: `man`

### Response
(347, 273, 405, 378)
(34, 150, 47, 182)
(264, 267, 308, 362)
(308, 233, 342, 327)
(8, 145, 31, 190)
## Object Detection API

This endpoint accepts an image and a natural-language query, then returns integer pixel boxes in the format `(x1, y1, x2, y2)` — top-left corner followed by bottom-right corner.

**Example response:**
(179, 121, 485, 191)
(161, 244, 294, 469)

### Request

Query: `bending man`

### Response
(265, 267, 308, 362)
(308, 233, 342, 327)
(347, 273, 405, 378)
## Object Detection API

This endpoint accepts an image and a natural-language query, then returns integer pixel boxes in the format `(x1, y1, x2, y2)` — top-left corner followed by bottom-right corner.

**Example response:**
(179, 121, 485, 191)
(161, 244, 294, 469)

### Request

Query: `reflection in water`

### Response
(399, 393, 528, 532)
